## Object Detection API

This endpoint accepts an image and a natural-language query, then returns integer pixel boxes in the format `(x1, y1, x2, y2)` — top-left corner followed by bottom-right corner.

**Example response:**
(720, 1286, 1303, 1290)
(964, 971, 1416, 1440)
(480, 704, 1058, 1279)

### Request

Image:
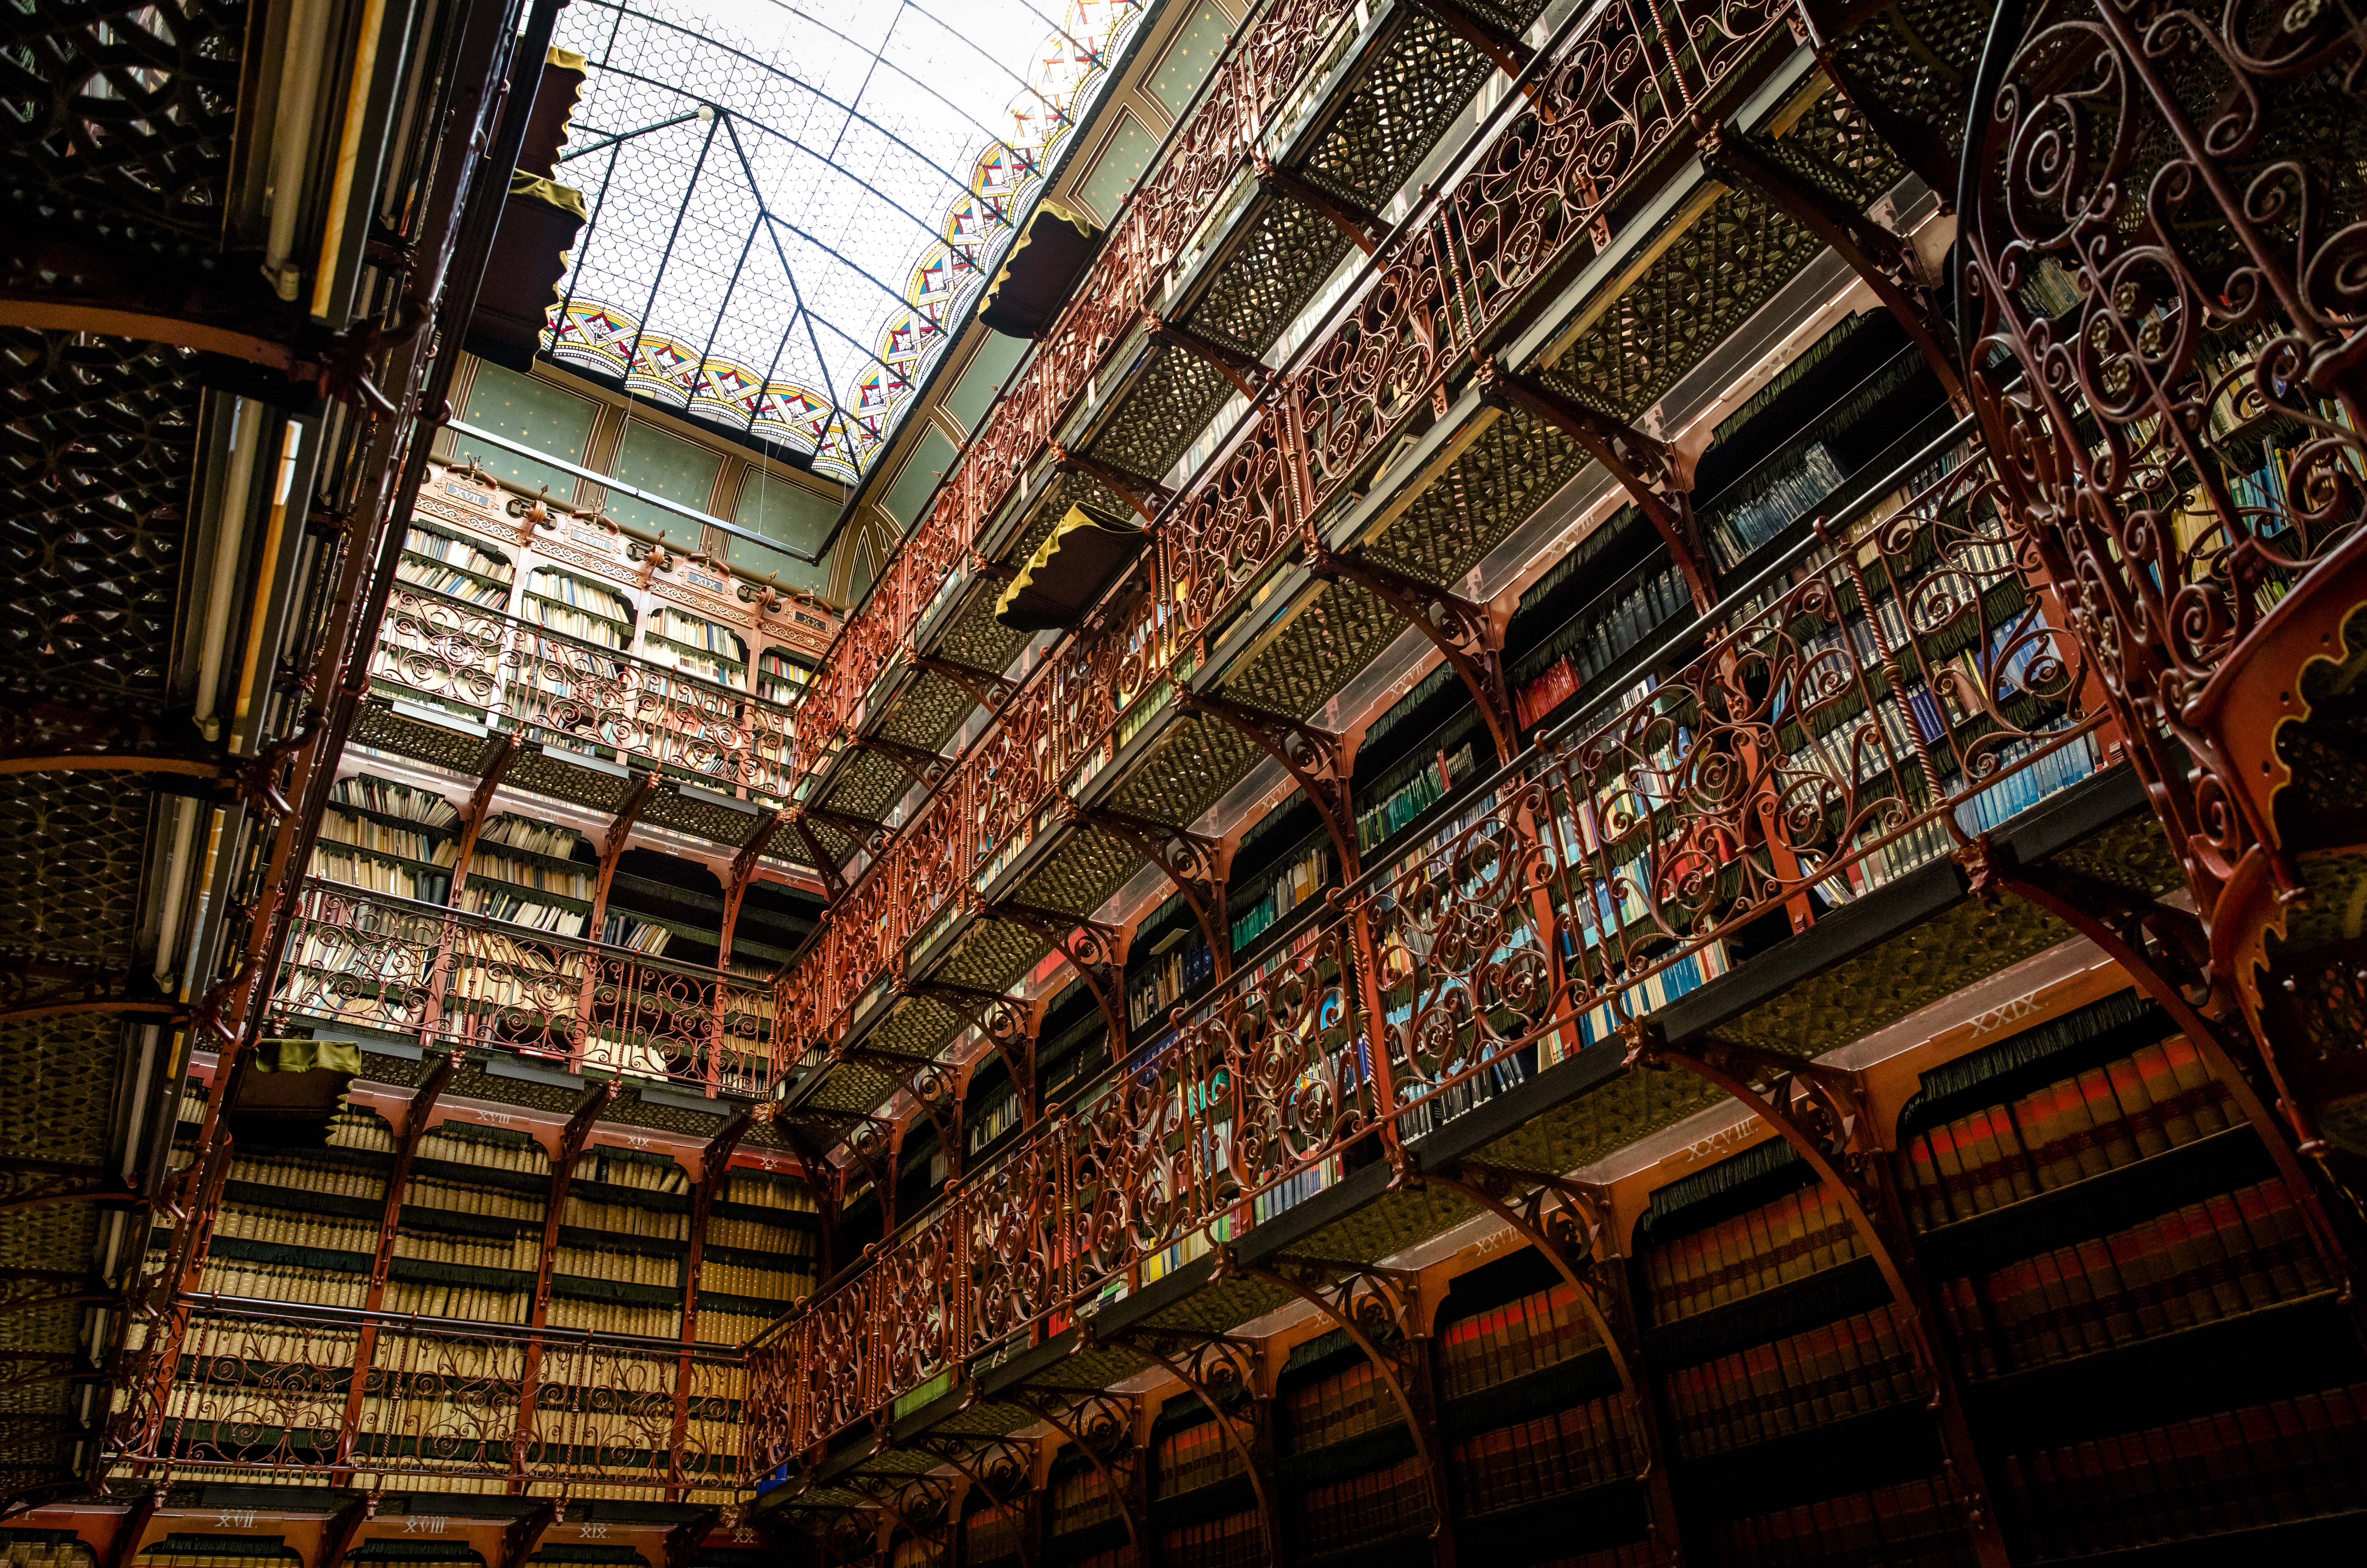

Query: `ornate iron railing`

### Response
(794, 0, 1366, 762)
(109, 1296, 742, 1493)
(742, 421, 2110, 1465)
(375, 583, 798, 798)
(274, 881, 784, 1096)
(775, 0, 1798, 1055)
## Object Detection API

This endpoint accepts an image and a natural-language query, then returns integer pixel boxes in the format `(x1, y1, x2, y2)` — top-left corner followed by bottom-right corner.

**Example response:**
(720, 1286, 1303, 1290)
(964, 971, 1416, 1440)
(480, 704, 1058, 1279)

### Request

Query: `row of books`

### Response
(1156, 1511, 1261, 1568)
(1155, 1416, 1244, 1497)
(1664, 1303, 1920, 1458)
(1049, 1466, 1122, 1534)
(328, 1112, 392, 1154)
(1128, 934, 1217, 1029)
(553, 1244, 679, 1288)
(407, 1177, 543, 1221)
(1356, 744, 1475, 852)
(1299, 1454, 1429, 1553)
(578, 1148, 690, 1193)
(723, 1171, 817, 1210)
(479, 813, 586, 859)
(1935, 1176, 2331, 1377)
(560, 1195, 690, 1241)
(1950, 728, 2100, 839)
(967, 1086, 1024, 1154)
(213, 1208, 376, 1255)
(1515, 563, 1693, 729)
(545, 1297, 680, 1336)
(526, 567, 632, 623)
(1286, 1357, 1397, 1453)
(2006, 1380, 2367, 1555)
(230, 1154, 383, 1202)
(399, 556, 512, 608)
(404, 523, 514, 582)
(320, 809, 445, 862)
(708, 1214, 813, 1252)
(1712, 1475, 1977, 1568)
(695, 1305, 774, 1344)
(1447, 1394, 1642, 1515)
(397, 1230, 538, 1272)
(1437, 1279, 1601, 1401)
(1230, 846, 1328, 951)
(1641, 1180, 1869, 1324)
(1898, 1037, 2235, 1228)
(601, 913, 673, 954)
(3, 1545, 94, 1568)
(697, 1259, 808, 1301)
(331, 773, 462, 829)
(964, 1505, 1026, 1564)
(197, 1264, 368, 1307)
(649, 605, 749, 658)
(312, 846, 449, 904)
(419, 1126, 551, 1175)
(462, 889, 589, 936)
(1705, 439, 1846, 567)
(522, 599, 630, 650)
(1562, 939, 1729, 1058)
(466, 849, 593, 899)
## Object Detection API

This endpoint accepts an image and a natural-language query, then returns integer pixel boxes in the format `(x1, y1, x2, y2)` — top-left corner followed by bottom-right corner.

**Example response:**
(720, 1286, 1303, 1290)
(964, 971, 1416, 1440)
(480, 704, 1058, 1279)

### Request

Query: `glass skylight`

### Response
(543, 0, 1146, 481)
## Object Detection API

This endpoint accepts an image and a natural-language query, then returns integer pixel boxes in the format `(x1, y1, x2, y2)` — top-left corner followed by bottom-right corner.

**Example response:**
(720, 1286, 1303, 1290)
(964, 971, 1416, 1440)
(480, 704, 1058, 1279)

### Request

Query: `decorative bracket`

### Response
(1967, 838, 2361, 1295)
(908, 979, 1045, 1126)
(1002, 1391, 1140, 1558)
(981, 904, 1131, 1052)
(1251, 152, 1390, 256)
(1308, 545, 1517, 762)
(1175, 691, 1362, 883)
(496, 1501, 559, 1568)
(1050, 444, 1171, 523)
(661, 1511, 719, 1568)
(718, 809, 789, 971)
(853, 737, 951, 794)
(1409, 0, 1536, 76)
(1143, 310, 1271, 403)
(1414, 1159, 1683, 1565)
(1625, 1025, 2010, 1566)
(585, 770, 661, 944)
(909, 653, 1019, 714)
(1696, 119, 1965, 410)
(1102, 1326, 1277, 1561)
(789, 813, 851, 906)
(1065, 804, 1234, 981)
(1475, 358, 1717, 610)
(1236, 1250, 1451, 1540)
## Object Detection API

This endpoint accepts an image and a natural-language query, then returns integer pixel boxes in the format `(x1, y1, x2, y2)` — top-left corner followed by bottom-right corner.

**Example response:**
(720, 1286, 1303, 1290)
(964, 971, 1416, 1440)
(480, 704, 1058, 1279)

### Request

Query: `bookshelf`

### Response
(398, 522, 515, 609)
(694, 1166, 821, 1345)
(1892, 989, 2367, 1560)
(1, 1537, 95, 1568)
(1228, 842, 1327, 954)
(311, 777, 461, 906)
(390, 1121, 549, 1324)
(522, 567, 633, 649)
(961, 1503, 1027, 1566)
(757, 646, 816, 706)
(643, 605, 749, 686)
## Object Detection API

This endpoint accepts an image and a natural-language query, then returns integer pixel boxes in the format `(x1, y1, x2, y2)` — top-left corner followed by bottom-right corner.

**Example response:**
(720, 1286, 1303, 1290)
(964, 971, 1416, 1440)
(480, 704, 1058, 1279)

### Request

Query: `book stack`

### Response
(380, 1276, 529, 1324)
(1156, 1511, 1261, 1568)
(523, 568, 632, 649)
(600, 912, 673, 955)
(399, 524, 514, 607)
(4, 1539, 96, 1568)
(1705, 440, 1845, 567)
(1642, 1182, 1867, 1323)
(196, 1262, 368, 1308)
(967, 1086, 1024, 1153)
(1664, 1303, 1920, 1457)
(2007, 1382, 2367, 1555)
(1438, 1280, 1602, 1399)
(886, 1537, 941, 1568)
(1715, 1475, 1978, 1567)
(1155, 1416, 1243, 1496)
(1288, 1359, 1396, 1452)
(645, 606, 748, 684)
(1356, 744, 1474, 853)
(392, 1225, 538, 1273)
(757, 649, 814, 706)
(963, 1504, 1025, 1564)
(1449, 1395, 1640, 1514)
(1299, 1454, 1430, 1552)
(1514, 563, 1692, 730)
(1898, 1037, 2236, 1228)
(1128, 935, 1216, 1029)
(1934, 1176, 2331, 1377)
(212, 1206, 379, 1256)
(1049, 1467, 1120, 1537)
(326, 1109, 396, 1153)
(1230, 847, 1328, 952)
(1950, 729, 2100, 839)
(545, 1296, 681, 1337)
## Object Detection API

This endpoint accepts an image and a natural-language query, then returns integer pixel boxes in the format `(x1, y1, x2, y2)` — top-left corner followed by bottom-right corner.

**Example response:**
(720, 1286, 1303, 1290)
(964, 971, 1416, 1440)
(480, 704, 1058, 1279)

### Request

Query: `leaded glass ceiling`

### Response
(543, 0, 1146, 480)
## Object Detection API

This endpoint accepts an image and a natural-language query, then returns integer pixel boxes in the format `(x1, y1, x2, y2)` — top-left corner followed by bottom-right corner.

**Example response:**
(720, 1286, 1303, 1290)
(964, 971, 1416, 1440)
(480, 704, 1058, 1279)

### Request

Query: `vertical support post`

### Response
(510, 1079, 616, 1489)
(333, 1048, 461, 1480)
(422, 734, 517, 1044)
(669, 1105, 755, 1500)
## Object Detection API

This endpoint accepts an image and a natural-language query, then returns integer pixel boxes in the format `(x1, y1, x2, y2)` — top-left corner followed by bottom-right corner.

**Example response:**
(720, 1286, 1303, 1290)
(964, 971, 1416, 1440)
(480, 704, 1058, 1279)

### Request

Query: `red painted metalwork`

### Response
(273, 880, 786, 1095)
(741, 426, 2104, 1464)
(375, 584, 798, 797)
(1957, 0, 2367, 1169)
(767, 0, 1808, 1077)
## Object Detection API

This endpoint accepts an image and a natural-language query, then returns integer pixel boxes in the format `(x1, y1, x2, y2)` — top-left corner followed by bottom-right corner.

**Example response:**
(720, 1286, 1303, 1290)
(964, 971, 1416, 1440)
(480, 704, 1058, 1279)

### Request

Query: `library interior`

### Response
(10, 0, 2367, 1563)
